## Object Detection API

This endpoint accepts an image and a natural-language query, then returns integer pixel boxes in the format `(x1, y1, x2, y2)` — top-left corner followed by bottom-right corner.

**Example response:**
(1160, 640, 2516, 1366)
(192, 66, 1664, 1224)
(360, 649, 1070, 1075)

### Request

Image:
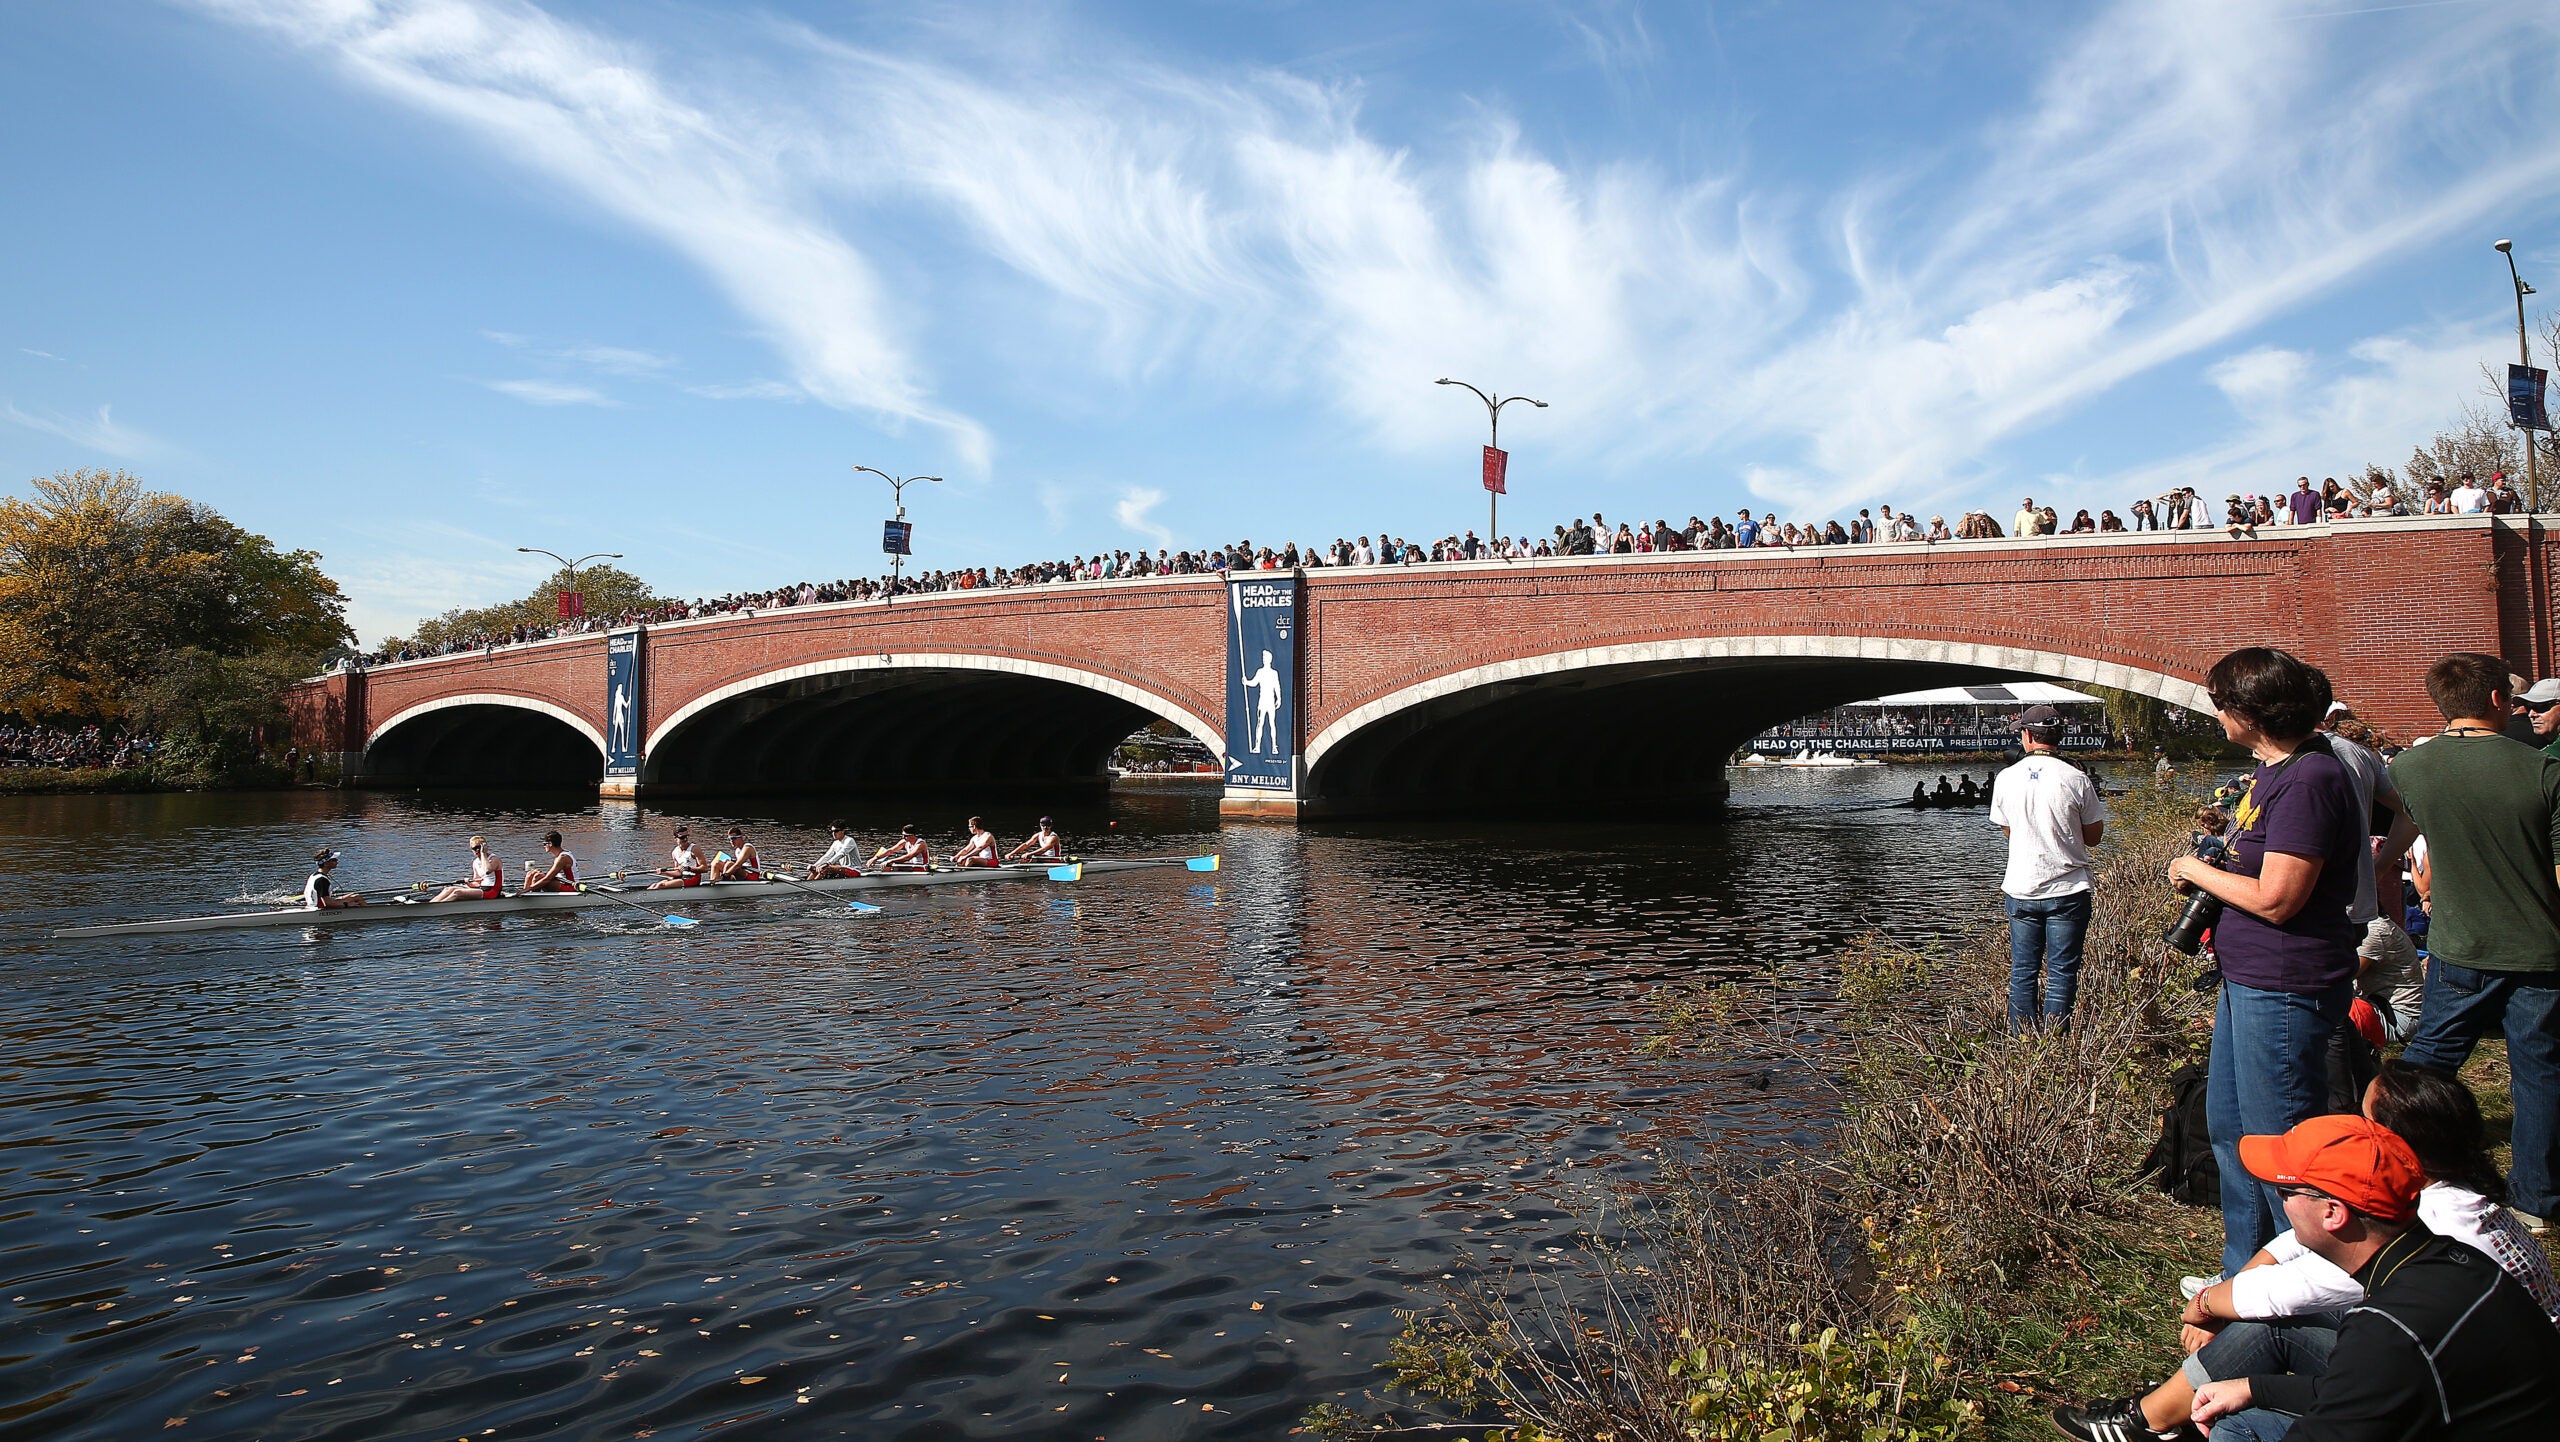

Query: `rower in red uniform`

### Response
(1004, 817, 1064, 863)
(950, 816, 1001, 868)
(867, 824, 931, 871)
(433, 836, 505, 901)
(522, 831, 578, 893)
(707, 827, 761, 882)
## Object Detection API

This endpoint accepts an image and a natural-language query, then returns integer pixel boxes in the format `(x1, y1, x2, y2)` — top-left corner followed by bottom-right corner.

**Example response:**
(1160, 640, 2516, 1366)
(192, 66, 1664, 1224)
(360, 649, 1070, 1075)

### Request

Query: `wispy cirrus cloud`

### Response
(1115, 485, 1174, 547)
(195, 0, 991, 468)
(480, 378, 615, 406)
(187, 0, 2560, 523)
(1, 400, 170, 459)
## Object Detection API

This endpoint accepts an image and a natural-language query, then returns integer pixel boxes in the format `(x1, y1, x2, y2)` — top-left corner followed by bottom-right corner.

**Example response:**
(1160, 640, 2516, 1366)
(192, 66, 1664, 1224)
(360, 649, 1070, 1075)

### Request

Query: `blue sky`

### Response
(5, 0, 2558, 646)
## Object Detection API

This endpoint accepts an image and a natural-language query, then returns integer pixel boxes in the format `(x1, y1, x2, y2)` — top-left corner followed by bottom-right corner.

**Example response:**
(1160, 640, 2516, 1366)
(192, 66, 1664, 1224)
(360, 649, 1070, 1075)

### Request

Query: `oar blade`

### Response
(845, 900, 882, 914)
(1048, 863, 1084, 882)
(663, 914, 699, 927)
(1185, 855, 1221, 872)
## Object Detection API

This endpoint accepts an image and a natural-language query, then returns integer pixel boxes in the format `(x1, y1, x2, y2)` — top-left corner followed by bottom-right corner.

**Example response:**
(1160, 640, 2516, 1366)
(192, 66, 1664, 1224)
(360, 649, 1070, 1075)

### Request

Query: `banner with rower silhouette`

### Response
(604, 630, 643, 779)
(1224, 575, 1299, 792)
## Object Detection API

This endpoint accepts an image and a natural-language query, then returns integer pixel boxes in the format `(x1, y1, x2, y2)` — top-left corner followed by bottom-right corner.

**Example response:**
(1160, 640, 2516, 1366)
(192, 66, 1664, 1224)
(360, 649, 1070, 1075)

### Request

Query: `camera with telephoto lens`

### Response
(2162, 836, 2225, 957)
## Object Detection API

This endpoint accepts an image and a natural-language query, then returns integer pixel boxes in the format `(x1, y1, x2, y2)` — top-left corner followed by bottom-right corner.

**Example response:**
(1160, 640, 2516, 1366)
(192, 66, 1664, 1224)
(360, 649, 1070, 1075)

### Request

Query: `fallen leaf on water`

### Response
(739, 1376, 765, 1385)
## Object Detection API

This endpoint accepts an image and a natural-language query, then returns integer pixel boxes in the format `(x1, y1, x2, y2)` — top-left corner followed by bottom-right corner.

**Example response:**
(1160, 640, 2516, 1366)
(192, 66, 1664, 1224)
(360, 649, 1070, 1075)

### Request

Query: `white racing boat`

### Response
(51, 855, 1220, 939)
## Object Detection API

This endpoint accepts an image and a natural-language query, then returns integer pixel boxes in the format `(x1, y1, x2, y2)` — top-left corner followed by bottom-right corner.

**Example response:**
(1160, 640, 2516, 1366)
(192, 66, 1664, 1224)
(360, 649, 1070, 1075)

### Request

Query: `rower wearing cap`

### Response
(522, 830, 578, 893)
(707, 827, 762, 882)
(950, 816, 1001, 869)
(304, 848, 365, 910)
(1005, 817, 1064, 863)
(868, 824, 931, 872)
(647, 825, 707, 890)
(807, 821, 862, 879)
(2517, 677, 2560, 761)
(433, 836, 505, 902)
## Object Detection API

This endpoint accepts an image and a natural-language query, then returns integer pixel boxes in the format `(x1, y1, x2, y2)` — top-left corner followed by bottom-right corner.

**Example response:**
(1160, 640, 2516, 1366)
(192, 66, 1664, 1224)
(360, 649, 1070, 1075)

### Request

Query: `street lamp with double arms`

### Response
(516, 547, 622, 624)
(853, 466, 942, 600)
(2498, 239, 2544, 512)
(1435, 378, 1547, 554)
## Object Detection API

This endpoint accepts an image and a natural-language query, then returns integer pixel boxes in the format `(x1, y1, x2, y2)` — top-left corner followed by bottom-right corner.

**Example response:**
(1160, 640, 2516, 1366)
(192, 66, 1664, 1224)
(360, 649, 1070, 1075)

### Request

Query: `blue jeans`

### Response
(2209, 978, 2350, 1276)
(2211, 1411, 2295, 1441)
(2180, 1315, 2341, 1387)
(2005, 890, 2093, 1028)
(2400, 962, 2560, 1218)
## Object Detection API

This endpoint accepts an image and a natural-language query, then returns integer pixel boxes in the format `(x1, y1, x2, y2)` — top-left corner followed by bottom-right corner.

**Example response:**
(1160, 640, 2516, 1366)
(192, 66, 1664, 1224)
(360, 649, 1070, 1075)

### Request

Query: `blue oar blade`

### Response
(1185, 855, 1221, 872)
(1048, 863, 1083, 882)
(663, 914, 699, 927)
(845, 900, 881, 913)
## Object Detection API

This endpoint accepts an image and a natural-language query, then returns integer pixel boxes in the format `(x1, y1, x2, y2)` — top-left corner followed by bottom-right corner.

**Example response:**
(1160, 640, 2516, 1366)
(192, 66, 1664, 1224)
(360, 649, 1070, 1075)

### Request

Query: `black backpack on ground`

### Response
(2139, 1062, 2220, 1207)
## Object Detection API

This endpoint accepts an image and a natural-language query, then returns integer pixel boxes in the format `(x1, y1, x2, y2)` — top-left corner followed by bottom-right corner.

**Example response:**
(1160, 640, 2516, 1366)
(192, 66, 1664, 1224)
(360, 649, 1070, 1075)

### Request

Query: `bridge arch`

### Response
(1303, 635, 2212, 817)
(642, 653, 1223, 796)
(364, 693, 607, 788)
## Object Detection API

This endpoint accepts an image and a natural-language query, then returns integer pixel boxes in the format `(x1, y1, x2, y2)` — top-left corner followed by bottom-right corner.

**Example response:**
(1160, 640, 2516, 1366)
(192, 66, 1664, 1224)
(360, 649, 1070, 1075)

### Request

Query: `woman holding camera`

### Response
(2167, 648, 2366, 1282)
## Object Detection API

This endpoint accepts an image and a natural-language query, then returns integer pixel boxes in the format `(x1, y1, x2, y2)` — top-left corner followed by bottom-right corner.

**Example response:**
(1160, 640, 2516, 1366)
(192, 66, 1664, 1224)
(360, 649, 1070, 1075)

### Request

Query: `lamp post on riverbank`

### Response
(855, 466, 940, 601)
(516, 547, 621, 623)
(1435, 379, 1546, 553)
(2497, 239, 2544, 511)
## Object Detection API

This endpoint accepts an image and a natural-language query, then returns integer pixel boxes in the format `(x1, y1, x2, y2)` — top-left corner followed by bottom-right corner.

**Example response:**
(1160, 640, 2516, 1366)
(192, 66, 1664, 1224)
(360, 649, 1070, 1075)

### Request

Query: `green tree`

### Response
(406, 564, 671, 650)
(0, 469, 352, 719)
(122, 648, 312, 783)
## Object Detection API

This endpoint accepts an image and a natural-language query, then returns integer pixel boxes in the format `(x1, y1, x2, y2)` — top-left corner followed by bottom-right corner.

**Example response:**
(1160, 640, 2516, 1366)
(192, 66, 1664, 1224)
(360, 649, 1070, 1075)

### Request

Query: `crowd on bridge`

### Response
(0, 720, 156, 770)
(1984, 651, 2560, 1441)
(344, 468, 2530, 671)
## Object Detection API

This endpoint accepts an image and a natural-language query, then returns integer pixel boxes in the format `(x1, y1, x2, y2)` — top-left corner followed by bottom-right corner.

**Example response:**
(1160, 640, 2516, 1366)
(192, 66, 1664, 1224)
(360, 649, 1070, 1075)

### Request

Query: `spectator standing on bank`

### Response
(1989, 704, 2105, 1030)
(2388, 652, 2560, 1232)
(2168, 649, 2365, 1281)
(2520, 677, 2560, 761)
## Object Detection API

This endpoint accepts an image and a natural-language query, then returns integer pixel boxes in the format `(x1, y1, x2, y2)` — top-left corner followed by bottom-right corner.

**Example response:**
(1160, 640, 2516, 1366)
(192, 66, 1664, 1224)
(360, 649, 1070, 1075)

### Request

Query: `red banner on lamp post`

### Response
(1481, 445, 1508, 494)
(557, 591, 585, 619)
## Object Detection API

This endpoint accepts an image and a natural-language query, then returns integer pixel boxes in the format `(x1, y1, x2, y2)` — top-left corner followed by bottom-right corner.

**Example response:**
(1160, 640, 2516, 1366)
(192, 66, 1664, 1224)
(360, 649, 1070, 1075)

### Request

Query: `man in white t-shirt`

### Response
(1989, 705, 2105, 1029)
(2449, 473, 2491, 514)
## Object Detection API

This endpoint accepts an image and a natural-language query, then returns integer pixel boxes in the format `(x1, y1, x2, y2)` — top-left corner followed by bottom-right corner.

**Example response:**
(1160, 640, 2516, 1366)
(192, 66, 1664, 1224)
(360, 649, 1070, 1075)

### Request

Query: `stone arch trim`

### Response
(1304, 635, 2211, 773)
(368, 692, 609, 756)
(644, 653, 1223, 758)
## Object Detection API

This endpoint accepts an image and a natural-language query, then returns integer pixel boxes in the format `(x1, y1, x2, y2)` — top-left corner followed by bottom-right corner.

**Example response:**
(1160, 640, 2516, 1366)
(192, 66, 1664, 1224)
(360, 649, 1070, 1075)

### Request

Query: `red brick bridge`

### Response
(289, 517, 2557, 818)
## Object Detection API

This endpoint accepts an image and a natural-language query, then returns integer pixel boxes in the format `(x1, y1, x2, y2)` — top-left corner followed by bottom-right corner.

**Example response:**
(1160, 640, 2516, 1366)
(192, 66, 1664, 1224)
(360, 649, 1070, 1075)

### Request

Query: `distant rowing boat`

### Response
(51, 855, 1220, 939)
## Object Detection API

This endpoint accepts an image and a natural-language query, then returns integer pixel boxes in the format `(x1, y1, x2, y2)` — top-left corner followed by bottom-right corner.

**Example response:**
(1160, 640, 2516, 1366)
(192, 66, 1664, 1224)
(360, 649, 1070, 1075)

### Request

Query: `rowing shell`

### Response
(50, 856, 1219, 939)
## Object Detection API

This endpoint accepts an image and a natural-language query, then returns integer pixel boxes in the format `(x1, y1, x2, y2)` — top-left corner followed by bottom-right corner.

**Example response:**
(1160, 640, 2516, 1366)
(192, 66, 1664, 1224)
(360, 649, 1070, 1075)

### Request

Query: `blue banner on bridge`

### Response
(1224, 575, 1298, 791)
(605, 630, 643, 778)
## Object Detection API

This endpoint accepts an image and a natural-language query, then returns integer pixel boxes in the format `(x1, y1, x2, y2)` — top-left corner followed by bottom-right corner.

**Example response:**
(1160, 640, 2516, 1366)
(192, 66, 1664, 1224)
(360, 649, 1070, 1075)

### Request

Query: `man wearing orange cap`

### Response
(2180, 1116, 2560, 1441)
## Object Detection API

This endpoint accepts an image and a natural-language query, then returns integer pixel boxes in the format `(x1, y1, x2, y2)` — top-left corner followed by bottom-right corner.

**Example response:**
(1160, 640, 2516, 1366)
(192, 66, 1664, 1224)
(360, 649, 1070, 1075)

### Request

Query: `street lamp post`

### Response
(2497, 239, 2543, 511)
(516, 547, 622, 625)
(854, 466, 941, 601)
(1435, 378, 1547, 554)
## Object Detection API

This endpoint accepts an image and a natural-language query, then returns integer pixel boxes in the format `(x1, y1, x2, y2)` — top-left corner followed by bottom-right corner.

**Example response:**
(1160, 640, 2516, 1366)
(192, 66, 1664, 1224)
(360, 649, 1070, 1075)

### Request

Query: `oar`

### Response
(575, 882, 699, 927)
(759, 871, 881, 914)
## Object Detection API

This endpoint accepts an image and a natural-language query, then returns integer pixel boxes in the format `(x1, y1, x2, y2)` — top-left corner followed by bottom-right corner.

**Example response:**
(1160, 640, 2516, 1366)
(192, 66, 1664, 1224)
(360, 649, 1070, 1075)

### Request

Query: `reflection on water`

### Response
(3, 768, 2005, 1440)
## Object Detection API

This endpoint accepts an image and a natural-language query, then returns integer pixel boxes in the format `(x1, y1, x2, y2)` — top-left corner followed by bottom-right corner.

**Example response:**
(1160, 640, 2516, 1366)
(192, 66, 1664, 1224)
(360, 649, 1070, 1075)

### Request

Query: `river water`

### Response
(2, 766, 2016, 1441)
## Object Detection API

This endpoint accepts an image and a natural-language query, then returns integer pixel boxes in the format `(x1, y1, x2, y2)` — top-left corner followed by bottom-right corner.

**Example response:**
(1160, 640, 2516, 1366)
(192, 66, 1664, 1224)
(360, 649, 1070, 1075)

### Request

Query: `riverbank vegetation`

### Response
(0, 470, 350, 789)
(1371, 783, 2230, 1439)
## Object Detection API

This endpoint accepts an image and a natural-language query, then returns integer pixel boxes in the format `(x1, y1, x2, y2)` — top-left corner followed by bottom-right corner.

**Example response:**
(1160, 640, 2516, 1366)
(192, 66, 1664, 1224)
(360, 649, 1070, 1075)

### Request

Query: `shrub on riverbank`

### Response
(1382, 781, 2218, 1439)
(0, 765, 174, 794)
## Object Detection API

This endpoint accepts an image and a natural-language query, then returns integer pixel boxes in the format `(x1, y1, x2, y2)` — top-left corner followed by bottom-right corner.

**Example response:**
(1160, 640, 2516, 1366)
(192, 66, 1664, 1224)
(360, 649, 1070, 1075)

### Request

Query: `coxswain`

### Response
(950, 816, 1001, 868)
(1004, 816, 1064, 862)
(868, 824, 931, 871)
(707, 827, 761, 882)
(433, 835, 505, 901)
(305, 848, 365, 909)
(522, 830, 578, 893)
(647, 824, 707, 890)
(807, 820, 862, 879)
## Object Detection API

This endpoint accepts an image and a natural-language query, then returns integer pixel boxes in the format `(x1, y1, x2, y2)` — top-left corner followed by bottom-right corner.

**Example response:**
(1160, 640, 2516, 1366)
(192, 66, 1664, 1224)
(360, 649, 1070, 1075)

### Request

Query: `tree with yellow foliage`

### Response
(0, 469, 351, 721)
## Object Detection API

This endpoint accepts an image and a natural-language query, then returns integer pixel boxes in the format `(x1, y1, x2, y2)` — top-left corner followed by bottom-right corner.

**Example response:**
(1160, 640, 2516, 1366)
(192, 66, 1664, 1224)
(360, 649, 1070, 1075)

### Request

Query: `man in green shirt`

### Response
(2519, 677, 2560, 761)
(2389, 653, 2560, 1230)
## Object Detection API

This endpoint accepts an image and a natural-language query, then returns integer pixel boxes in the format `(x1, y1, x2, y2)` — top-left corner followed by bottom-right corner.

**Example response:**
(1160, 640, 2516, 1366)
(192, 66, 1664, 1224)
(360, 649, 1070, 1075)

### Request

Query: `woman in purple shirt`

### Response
(2168, 647, 2365, 1279)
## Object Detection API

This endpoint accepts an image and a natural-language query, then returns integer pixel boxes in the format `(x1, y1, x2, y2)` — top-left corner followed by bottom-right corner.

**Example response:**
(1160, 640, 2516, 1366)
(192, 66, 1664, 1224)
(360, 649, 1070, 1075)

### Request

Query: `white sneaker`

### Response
(2179, 1272, 2223, 1300)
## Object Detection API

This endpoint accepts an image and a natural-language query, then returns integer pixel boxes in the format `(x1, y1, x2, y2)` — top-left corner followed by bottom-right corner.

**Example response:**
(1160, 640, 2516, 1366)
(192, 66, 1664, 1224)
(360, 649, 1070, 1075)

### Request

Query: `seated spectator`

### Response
(2099, 509, 2125, 532)
(2052, 1093, 2560, 1442)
